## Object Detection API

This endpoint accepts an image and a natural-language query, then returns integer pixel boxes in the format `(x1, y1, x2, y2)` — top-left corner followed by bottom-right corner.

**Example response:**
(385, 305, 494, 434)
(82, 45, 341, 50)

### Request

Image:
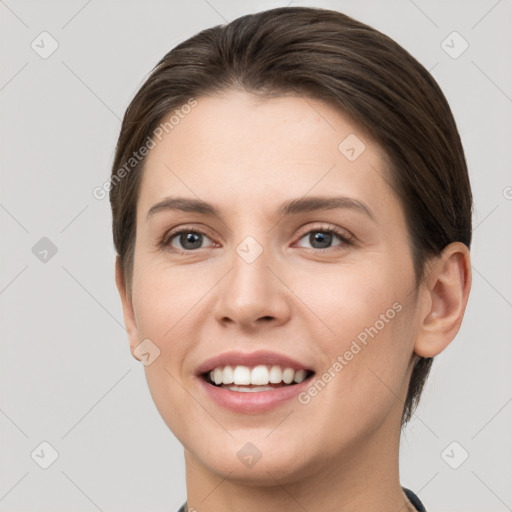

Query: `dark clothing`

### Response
(404, 487, 427, 511)
(177, 486, 427, 511)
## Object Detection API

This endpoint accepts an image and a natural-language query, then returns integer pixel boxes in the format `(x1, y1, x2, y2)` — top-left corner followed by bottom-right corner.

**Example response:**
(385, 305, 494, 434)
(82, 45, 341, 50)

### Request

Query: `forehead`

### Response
(137, 90, 399, 222)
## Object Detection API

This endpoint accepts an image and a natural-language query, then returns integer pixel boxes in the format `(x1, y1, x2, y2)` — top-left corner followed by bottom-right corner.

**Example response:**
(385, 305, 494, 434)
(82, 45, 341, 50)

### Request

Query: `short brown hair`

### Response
(109, 6, 472, 427)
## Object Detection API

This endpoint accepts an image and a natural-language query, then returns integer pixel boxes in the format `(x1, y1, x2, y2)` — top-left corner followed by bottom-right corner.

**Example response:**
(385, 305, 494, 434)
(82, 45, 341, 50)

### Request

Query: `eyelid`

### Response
(294, 223, 354, 242)
(162, 224, 217, 249)
(293, 224, 355, 251)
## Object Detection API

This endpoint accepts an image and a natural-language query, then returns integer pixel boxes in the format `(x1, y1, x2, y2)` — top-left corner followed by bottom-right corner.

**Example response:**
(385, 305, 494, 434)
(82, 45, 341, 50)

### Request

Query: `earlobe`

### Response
(414, 242, 472, 358)
(114, 256, 141, 361)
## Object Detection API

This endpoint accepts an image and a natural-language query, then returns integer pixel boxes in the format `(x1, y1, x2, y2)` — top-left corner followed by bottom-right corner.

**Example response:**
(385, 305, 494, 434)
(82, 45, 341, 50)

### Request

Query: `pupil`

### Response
(311, 231, 331, 249)
(181, 232, 202, 249)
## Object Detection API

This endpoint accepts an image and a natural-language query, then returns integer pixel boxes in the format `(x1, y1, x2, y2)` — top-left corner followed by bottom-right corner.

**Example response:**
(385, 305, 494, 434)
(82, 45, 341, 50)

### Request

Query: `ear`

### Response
(115, 256, 141, 362)
(414, 242, 472, 358)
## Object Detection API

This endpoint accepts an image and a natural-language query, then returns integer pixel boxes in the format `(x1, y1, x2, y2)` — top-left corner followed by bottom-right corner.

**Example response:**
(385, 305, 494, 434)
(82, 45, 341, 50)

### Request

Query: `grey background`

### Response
(1, 0, 511, 511)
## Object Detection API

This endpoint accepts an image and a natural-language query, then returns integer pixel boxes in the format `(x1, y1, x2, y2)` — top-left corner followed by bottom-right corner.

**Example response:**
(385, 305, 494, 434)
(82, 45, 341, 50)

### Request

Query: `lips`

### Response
(195, 350, 315, 413)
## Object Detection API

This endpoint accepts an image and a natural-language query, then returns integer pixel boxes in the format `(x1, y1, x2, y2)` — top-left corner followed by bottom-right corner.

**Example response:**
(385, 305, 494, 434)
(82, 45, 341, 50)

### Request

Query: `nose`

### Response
(213, 243, 292, 331)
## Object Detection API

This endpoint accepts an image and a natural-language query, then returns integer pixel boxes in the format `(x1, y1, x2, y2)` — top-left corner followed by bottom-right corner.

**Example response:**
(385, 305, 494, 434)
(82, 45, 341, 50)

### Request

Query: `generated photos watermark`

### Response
(298, 301, 403, 405)
(92, 97, 198, 200)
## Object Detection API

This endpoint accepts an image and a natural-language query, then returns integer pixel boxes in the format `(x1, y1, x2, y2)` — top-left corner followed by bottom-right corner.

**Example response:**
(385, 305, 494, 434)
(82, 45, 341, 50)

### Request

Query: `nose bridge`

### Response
(214, 232, 289, 326)
(228, 233, 273, 303)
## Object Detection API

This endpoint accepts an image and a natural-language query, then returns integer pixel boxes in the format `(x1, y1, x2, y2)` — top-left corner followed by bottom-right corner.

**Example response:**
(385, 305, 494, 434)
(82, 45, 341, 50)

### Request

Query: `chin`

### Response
(189, 434, 321, 486)
(208, 456, 313, 486)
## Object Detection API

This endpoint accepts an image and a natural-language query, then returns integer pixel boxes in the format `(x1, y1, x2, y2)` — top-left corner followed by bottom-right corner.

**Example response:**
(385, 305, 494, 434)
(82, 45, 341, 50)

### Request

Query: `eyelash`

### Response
(160, 224, 355, 254)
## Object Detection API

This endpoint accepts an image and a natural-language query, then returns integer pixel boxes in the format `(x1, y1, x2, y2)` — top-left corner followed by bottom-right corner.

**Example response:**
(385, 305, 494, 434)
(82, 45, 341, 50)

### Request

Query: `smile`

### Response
(205, 364, 312, 390)
(196, 350, 316, 413)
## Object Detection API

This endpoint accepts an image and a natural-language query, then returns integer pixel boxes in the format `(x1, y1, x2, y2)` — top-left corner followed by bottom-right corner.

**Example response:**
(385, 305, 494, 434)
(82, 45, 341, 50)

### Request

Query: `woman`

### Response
(110, 7, 472, 511)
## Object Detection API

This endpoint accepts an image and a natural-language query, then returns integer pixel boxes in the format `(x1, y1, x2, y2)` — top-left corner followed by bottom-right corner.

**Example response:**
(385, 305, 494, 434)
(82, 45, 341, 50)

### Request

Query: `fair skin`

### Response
(115, 90, 471, 511)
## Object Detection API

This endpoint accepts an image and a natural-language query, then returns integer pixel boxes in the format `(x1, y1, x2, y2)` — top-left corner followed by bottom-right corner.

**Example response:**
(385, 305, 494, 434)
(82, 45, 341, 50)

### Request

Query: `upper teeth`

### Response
(209, 365, 308, 386)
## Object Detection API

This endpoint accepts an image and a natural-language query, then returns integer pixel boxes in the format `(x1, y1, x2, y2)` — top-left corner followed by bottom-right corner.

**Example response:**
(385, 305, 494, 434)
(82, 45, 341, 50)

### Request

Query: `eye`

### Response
(160, 225, 354, 254)
(295, 226, 354, 251)
(163, 229, 214, 252)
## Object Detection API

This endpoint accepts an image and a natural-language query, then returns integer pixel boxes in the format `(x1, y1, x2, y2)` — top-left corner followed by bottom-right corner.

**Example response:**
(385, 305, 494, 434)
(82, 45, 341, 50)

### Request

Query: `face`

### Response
(119, 90, 424, 484)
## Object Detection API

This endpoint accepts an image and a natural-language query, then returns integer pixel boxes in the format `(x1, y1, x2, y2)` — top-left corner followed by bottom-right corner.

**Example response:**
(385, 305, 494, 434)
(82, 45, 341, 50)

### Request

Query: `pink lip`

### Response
(194, 349, 314, 414)
(195, 349, 312, 375)
(197, 374, 313, 413)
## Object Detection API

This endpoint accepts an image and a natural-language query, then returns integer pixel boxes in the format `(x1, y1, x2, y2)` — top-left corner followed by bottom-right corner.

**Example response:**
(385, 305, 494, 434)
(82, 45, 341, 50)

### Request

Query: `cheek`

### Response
(298, 260, 407, 341)
(133, 267, 202, 437)
(302, 262, 413, 402)
(143, 362, 202, 449)
(291, 299, 413, 457)
(131, 266, 197, 431)
(131, 260, 199, 344)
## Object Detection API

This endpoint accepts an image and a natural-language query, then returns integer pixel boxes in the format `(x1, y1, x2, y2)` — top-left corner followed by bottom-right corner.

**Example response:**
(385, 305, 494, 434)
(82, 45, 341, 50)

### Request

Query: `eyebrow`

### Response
(146, 195, 375, 222)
